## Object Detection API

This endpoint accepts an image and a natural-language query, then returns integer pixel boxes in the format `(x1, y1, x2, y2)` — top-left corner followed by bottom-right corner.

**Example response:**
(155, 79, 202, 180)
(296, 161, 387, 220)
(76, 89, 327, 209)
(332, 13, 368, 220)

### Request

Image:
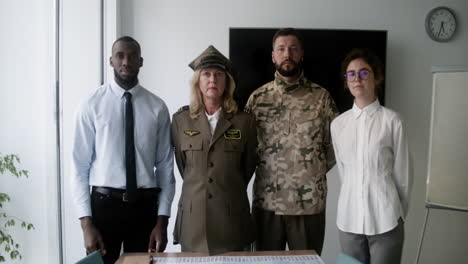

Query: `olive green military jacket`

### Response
(172, 107, 257, 255)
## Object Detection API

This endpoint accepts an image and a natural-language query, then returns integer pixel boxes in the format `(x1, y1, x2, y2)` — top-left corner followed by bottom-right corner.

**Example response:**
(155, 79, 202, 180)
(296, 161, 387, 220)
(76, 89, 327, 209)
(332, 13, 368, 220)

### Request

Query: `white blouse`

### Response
(331, 100, 412, 235)
(205, 107, 222, 135)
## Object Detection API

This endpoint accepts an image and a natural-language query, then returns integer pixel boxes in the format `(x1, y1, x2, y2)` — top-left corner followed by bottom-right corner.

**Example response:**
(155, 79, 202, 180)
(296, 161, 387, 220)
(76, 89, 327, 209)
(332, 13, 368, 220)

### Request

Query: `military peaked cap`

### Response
(189, 45, 232, 74)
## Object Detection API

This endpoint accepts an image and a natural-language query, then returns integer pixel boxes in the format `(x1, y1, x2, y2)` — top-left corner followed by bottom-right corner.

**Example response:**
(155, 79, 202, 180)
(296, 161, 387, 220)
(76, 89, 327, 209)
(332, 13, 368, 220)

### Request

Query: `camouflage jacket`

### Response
(245, 72, 339, 215)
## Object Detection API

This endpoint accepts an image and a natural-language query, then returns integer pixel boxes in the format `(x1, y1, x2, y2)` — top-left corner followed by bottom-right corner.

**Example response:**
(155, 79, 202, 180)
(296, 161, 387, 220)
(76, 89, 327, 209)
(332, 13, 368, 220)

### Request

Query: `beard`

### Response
(114, 69, 139, 87)
(275, 59, 302, 77)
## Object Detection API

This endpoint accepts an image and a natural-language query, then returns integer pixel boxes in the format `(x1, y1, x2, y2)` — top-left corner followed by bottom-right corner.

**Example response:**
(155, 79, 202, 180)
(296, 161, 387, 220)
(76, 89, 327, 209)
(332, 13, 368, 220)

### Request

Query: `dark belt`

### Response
(92, 186, 161, 202)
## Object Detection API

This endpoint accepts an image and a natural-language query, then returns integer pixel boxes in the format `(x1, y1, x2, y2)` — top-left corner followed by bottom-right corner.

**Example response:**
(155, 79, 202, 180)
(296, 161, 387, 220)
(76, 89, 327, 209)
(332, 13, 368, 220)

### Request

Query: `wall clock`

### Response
(425, 6, 457, 42)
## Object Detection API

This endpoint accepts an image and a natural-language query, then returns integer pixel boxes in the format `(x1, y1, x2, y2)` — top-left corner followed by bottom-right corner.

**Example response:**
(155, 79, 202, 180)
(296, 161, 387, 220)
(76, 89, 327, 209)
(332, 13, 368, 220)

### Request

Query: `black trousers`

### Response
(91, 190, 158, 264)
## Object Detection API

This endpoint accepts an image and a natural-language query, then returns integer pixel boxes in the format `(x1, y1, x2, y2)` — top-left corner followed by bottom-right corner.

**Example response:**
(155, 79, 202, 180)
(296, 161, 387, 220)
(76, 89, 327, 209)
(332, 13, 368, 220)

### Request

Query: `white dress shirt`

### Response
(331, 100, 412, 235)
(71, 80, 175, 218)
(205, 107, 222, 135)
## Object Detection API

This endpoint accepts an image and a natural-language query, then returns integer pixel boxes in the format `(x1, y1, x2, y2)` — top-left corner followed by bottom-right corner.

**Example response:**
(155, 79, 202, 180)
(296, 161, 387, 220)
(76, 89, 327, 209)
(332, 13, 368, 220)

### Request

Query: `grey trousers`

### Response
(253, 207, 326, 255)
(339, 218, 404, 264)
(181, 243, 252, 253)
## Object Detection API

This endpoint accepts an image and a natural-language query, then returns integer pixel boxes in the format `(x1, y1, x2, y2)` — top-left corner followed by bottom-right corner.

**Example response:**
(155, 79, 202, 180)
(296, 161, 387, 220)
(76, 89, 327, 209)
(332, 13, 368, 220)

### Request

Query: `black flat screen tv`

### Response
(229, 28, 387, 113)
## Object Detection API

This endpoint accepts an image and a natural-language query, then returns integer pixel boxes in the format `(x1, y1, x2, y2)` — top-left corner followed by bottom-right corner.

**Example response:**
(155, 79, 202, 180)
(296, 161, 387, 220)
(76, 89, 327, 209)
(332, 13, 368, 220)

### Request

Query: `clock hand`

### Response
(438, 21, 445, 37)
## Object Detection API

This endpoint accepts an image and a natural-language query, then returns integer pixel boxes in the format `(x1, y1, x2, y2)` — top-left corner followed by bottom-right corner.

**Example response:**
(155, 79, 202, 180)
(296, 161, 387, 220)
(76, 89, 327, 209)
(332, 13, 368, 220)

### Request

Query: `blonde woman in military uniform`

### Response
(172, 45, 258, 255)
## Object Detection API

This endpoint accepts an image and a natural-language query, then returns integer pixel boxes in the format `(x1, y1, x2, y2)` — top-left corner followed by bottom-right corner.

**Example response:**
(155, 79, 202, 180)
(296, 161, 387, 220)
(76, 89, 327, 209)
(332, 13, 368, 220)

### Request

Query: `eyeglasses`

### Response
(344, 69, 372, 81)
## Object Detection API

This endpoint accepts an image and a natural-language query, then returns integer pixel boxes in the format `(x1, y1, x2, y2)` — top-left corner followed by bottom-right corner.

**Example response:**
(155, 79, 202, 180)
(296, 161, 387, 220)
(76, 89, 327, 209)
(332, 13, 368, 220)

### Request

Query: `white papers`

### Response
(151, 254, 324, 264)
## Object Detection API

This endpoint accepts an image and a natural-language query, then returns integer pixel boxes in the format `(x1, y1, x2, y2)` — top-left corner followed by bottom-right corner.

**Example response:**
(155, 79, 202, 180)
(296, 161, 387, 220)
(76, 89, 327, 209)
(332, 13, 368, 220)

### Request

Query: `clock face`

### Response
(426, 7, 457, 42)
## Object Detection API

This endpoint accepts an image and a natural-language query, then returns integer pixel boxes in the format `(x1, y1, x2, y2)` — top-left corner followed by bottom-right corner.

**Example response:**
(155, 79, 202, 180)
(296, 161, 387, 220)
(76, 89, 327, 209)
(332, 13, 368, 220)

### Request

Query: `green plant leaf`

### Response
(10, 250, 19, 259)
(0, 193, 11, 205)
(0, 153, 33, 262)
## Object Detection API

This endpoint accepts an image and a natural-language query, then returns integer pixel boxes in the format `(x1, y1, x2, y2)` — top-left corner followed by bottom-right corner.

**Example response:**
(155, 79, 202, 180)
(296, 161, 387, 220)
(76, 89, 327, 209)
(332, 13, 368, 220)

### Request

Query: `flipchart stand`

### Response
(415, 66, 468, 264)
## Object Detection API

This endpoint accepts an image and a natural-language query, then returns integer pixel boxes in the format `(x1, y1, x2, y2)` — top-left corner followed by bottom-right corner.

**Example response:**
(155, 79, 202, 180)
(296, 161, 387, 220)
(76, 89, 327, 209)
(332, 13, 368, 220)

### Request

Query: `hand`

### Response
(148, 215, 169, 253)
(80, 216, 106, 256)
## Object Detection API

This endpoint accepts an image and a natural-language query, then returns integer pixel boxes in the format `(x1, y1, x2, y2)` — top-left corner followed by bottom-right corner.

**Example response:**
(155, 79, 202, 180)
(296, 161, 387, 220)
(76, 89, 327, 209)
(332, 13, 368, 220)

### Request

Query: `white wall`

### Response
(60, 1, 102, 263)
(116, 1, 468, 263)
(0, 1, 59, 263)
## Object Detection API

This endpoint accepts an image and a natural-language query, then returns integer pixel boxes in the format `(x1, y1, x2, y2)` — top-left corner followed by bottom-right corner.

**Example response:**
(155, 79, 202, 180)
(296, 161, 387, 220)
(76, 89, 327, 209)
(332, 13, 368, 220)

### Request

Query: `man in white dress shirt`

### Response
(71, 36, 175, 264)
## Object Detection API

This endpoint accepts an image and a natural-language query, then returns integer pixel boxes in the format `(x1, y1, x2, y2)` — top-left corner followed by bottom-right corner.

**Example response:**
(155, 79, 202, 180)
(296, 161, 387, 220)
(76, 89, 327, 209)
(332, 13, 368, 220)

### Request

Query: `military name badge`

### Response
(224, 129, 241, 139)
(184, 130, 200, 136)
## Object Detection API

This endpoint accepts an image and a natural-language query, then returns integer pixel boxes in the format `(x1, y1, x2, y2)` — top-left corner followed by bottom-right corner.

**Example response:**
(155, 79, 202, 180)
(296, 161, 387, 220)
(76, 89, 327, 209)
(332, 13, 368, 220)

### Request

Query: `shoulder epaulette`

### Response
(174, 105, 189, 116)
(302, 80, 322, 90)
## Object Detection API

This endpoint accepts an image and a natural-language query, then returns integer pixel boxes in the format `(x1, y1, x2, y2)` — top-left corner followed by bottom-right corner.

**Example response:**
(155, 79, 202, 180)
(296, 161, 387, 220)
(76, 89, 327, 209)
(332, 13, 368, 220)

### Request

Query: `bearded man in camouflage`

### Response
(245, 28, 338, 254)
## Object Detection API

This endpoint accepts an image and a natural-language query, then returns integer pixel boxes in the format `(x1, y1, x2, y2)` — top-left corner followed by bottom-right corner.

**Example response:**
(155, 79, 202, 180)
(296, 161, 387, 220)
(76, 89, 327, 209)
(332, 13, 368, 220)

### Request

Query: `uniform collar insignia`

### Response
(274, 71, 306, 93)
(184, 130, 200, 136)
(224, 129, 241, 139)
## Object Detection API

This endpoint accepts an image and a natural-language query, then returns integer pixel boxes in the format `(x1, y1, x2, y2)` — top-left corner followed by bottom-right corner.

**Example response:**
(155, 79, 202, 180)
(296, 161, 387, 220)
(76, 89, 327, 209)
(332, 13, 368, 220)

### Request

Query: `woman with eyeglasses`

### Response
(330, 49, 412, 264)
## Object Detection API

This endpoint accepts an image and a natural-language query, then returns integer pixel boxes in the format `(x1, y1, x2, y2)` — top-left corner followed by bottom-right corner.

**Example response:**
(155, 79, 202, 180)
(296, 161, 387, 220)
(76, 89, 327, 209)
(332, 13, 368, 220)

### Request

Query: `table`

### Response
(116, 250, 318, 264)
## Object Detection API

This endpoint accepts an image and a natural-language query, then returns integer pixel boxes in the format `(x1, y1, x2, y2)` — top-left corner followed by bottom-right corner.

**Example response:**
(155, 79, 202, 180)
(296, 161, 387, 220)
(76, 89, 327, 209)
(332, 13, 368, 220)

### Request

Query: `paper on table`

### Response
(151, 254, 324, 264)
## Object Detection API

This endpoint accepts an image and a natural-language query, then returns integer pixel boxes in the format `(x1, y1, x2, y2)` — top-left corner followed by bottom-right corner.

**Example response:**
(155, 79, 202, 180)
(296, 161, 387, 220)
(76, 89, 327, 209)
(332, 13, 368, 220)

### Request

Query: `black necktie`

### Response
(124, 92, 137, 202)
